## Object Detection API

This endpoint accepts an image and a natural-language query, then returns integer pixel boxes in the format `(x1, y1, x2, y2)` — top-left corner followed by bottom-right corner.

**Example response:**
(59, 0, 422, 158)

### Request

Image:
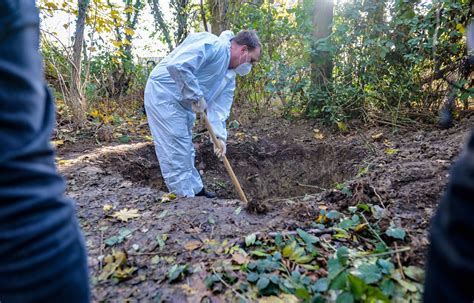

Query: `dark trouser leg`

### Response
(0, 1, 90, 302)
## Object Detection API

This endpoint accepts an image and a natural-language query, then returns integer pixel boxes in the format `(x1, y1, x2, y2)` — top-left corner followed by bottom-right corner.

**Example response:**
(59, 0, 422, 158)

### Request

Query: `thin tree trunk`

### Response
(68, 0, 89, 127)
(200, 0, 209, 32)
(311, 0, 334, 88)
(208, 0, 229, 35)
(173, 0, 190, 45)
(149, 0, 173, 51)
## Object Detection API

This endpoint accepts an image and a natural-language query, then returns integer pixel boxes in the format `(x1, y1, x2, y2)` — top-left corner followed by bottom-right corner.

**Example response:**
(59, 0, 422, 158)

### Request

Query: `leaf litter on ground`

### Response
(111, 208, 140, 222)
(202, 203, 424, 302)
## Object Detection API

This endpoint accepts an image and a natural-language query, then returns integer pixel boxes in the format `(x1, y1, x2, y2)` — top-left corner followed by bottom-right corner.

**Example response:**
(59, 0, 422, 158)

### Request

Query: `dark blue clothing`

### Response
(425, 131, 474, 303)
(0, 1, 90, 302)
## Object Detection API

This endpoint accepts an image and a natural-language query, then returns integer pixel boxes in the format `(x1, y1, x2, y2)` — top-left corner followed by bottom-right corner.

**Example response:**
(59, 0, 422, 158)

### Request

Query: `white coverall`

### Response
(144, 31, 236, 197)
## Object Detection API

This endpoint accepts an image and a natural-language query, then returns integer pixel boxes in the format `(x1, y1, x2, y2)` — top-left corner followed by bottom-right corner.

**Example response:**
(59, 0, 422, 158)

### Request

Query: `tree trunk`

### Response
(68, 0, 89, 127)
(311, 0, 334, 88)
(123, 0, 144, 60)
(208, 0, 230, 35)
(173, 0, 190, 45)
(149, 0, 173, 51)
(200, 0, 209, 31)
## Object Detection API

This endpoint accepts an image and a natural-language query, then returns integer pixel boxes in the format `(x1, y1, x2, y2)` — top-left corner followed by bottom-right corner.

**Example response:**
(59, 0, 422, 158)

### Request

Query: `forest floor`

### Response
(56, 113, 473, 302)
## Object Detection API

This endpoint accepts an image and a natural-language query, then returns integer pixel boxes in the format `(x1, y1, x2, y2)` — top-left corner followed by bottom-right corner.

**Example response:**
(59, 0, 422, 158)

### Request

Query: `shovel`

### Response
(201, 112, 249, 204)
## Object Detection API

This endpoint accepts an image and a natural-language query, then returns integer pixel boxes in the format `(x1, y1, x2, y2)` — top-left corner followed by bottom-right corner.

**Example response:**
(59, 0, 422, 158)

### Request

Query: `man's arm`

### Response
(207, 70, 236, 141)
(166, 37, 218, 106)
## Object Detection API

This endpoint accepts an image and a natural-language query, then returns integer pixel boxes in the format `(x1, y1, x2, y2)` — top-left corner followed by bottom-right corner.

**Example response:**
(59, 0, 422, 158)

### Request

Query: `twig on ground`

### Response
(211, 267, 251, 302)
(99, 229, 104, 269)
(263, 193, 319, 204)
(354, 246, 411, 259)
(371, 185, 385, 209)
(394, 242, 406, 279)
(360, 213, 387, 247)
(321, 238, 338, 252)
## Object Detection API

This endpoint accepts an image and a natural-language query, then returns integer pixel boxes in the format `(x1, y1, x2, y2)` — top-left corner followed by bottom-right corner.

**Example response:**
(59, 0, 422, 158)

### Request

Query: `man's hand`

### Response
(213, 138, 226, 159)
(192, 97, 207, 113)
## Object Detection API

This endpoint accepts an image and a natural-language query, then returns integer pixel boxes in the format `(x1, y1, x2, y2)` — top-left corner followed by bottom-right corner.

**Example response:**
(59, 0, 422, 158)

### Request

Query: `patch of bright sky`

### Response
(41, 0, 172, 58)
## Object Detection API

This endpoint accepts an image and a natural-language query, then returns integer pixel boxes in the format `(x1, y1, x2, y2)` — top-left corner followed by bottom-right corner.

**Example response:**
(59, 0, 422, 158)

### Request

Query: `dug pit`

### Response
(96, 138, 367, 202)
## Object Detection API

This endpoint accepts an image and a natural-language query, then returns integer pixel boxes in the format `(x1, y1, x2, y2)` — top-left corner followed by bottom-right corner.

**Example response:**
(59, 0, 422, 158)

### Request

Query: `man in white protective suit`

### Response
(144, 30, 261, 198)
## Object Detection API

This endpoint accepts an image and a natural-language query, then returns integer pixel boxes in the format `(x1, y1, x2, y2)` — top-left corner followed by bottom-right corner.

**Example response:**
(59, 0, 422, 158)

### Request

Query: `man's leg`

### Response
(0, 1, 89, 302)
(145, 94, 202, 197)
(187, 111, 206, 195)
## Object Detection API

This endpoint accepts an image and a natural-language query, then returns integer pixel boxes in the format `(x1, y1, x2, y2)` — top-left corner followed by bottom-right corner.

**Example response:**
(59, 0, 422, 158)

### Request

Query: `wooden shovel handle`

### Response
(202, 112, 248, 204)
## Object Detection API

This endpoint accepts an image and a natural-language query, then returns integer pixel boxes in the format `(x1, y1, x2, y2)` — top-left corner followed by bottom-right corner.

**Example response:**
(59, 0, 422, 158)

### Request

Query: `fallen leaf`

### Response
(394, 276, 418, 292)
(104, 228, 133, 246)
(232, 252, 249, 265)
(371, 132, 384, 141)
(180, 283, 195, 295)
(354, 223, 367, 232)
(98, 250, 136, 281)
(151, 255, 160, 265)
(314, 133, 324, 140)
(336, 121, 348, 132)
(158, 210, 168, 218)
(235, 132, 246, 141)
(385, 148, 399, 155)
(111, 208, 141, 222)
(103, 204, 113, 212)
(161, 192, 177, 203)
(184, 240, 202, 251)
(168, 264, 189, 282)
(156, 234, 168, 250)
(234, 206, 242, 215)
(404, 266, 425, 282)
(313, 129, 325, 140)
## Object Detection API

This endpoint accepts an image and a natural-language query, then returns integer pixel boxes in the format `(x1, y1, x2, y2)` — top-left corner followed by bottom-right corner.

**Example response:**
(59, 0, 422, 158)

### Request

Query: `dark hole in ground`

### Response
(97, 139, 367, 201)
(198, 139, 367, 201)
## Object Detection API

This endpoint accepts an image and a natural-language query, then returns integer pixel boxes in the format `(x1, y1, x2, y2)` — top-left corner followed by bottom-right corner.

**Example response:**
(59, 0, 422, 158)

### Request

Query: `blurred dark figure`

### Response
(424, 22, 474, 303)
(0, 1, 90, 302)
(425, 22, 474, 302)
(424, 130, 474, 302)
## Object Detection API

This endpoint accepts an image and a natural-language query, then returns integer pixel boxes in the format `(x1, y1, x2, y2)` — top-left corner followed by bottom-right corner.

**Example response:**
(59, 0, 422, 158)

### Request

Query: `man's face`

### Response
(229, 43, 261, 69)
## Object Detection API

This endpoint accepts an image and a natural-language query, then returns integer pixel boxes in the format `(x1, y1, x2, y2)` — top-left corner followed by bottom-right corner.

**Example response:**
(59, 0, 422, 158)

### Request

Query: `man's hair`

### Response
(232, 30, 261, 51)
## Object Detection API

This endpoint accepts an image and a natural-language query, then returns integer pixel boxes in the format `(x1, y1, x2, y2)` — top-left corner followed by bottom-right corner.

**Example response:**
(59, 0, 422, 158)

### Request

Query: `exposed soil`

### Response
(57, 114, 473, 302)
